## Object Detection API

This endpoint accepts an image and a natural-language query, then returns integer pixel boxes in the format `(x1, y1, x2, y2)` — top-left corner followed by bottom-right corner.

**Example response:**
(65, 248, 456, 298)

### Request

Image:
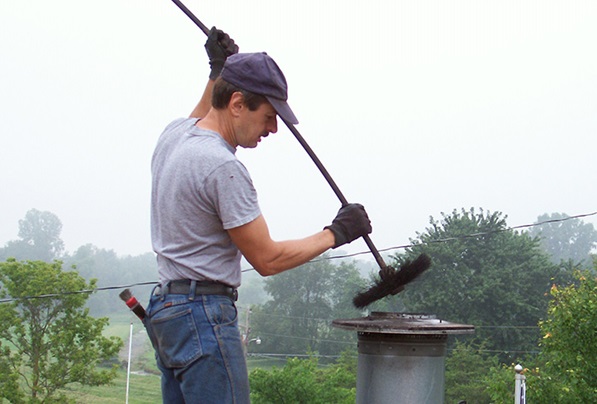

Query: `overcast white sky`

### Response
(1, 0, 596, 263)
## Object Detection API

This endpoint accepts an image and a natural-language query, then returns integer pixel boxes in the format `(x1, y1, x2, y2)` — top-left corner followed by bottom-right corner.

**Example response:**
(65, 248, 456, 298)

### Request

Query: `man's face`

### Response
(236, 101, 278, 149)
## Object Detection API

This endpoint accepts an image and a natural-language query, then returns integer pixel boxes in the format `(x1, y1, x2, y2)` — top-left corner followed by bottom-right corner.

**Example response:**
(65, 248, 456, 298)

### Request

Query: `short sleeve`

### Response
(204, 160, 261, 230)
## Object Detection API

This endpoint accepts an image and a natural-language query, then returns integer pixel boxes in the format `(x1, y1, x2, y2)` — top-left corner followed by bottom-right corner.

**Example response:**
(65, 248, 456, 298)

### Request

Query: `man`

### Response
(145, 28, 372, 403)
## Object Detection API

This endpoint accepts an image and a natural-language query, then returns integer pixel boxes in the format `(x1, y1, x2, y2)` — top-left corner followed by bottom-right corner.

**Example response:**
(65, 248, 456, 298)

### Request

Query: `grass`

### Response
(61, 368, 162, 403)
(247, 356, 289, 372)
(13, 312, 287, 402)
(57, 358, 286, 403)
(53, 356, 285, 402)
(103, 312, 142, 339)
(1, 314, 288, 403)
(56, 357, 282, 403)
(104, 313, 286, 373)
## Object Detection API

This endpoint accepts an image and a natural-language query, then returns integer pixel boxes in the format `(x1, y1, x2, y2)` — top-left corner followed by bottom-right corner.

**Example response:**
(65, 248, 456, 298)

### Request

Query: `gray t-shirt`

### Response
(151, 118, 261, 287)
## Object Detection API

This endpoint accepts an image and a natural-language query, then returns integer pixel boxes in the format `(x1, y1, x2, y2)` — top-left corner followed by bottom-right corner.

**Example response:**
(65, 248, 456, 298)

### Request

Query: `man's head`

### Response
(212, 79, 269, 112)
(217, 52, 298, 125)
(210, 77, 279, 149)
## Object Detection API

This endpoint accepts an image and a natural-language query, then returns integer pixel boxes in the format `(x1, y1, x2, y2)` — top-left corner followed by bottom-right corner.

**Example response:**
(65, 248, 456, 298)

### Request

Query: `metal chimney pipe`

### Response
(333, 312, 474, 404)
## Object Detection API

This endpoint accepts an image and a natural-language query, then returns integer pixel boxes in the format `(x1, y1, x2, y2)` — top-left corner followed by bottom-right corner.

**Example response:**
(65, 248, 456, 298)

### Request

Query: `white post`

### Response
(242, 307, 251, 356)
(126, 322, 133, 404)
(514, 364, 526, 404)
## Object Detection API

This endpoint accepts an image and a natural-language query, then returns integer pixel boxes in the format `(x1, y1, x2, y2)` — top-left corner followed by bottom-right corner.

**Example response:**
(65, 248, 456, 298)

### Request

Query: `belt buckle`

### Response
(232, 289, 238, 301)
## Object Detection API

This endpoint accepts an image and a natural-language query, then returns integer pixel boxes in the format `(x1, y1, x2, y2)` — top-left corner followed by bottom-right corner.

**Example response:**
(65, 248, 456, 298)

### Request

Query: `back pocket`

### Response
(149, 306, 202, 369)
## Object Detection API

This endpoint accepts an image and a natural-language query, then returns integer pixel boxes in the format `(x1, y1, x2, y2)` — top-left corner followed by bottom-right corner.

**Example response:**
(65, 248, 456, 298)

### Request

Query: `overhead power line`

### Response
(1, 210, 595, 303)
(0, 281, 157, 304)
(318, 210, 597, 262)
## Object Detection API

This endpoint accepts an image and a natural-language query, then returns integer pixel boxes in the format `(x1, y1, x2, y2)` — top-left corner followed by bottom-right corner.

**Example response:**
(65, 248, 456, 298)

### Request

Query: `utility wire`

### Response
(316, 210, 597, 262)
(0, 286, 542, 352)
(0, 281, 157, 304)
(1, 210, 595, 303)
(248, 353, 342, 359)
(249, 348, 540, 357)
(255, 331, 355, 345)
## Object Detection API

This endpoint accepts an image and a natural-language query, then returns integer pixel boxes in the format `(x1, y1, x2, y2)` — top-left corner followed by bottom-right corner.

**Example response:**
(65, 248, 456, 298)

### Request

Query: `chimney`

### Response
(333, 312, 474, 403)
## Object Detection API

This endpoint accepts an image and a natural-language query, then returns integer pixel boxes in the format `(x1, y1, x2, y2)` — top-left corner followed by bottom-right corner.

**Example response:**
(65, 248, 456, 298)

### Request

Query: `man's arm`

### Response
(227, 204, 372, 276)
(228, 215, 335, 276)
(189, 27, 238, 118)
(189, 80, 215, 118)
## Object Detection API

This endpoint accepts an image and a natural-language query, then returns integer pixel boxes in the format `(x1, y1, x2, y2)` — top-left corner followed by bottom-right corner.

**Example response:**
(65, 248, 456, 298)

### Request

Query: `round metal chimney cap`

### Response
(332, 312, 475, 335)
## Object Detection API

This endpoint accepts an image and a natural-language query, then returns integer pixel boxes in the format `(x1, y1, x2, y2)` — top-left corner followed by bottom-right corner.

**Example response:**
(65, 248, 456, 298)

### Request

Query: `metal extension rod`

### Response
(170, 0, 389, 271)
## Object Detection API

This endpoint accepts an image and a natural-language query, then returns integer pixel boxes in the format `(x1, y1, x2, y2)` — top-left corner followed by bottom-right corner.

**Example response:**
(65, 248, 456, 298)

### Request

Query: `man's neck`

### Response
(195, 110, 237, 149)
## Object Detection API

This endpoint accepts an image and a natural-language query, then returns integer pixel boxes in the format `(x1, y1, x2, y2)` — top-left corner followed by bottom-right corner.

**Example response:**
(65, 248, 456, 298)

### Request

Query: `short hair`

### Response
(212, 77, 269, 111)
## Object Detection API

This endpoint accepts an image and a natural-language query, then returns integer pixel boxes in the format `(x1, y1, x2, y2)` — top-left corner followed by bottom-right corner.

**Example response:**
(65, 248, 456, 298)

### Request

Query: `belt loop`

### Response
(150, 284, 160, 300)
(188, 280, 197, 301)
(160, 282, 170, 301)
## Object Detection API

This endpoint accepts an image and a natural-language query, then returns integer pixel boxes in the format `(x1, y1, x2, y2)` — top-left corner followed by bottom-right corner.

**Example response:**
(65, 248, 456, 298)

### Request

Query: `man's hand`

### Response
(205, 27, 239, 80)
(325, 204, 372, 249)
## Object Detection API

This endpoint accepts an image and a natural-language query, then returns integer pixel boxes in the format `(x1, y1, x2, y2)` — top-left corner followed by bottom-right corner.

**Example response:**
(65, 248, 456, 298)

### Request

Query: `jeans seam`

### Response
(205, 295, 242, 404)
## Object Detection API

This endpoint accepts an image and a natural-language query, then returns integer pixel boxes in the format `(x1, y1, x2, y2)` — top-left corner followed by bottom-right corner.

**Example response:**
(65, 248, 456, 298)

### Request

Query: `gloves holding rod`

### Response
(205, 27, 238, 79)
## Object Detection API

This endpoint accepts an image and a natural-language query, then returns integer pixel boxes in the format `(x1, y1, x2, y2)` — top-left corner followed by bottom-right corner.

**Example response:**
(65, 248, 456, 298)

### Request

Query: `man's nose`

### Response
(269, 117, 278, 134)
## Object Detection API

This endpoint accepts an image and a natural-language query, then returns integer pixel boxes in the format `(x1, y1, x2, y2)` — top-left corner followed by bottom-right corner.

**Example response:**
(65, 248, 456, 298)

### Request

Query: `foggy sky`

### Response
(1, 0, 596, 262)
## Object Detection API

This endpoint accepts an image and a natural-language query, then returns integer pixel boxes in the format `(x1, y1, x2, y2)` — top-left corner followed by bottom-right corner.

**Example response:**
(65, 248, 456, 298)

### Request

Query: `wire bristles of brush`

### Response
(353, 254, 431, 309)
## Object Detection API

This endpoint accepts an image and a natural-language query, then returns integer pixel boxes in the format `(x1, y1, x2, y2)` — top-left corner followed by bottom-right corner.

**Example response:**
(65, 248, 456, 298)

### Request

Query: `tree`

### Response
(0, 259, 123, 403)
(484, 362, 519, 402)
(0, 209, 65, 262)
(238, 269, 268, 306)
(444, 340, 498, 402)
(528, 212, 597, 266)
(0, 351, 23, 403)
(249, 355, 356, 404)
(397, 208, 563, 357)
(483, 268, 597, 403)
(62, 244, 157, 317)
(249, 258, 365, 357)
(535, 270, 597, 402)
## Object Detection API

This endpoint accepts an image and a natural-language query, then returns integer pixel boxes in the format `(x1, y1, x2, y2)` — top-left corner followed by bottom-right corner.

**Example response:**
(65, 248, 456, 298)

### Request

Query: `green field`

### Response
(2, 313, 289, 403)
(61, 370, 162, 403)
(49, 314, 285, 402)
(54, 357, 285, 403)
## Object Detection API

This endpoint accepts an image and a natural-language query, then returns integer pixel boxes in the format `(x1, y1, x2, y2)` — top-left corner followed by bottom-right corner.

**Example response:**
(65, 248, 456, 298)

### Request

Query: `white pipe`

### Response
(126, 322, 133, 404)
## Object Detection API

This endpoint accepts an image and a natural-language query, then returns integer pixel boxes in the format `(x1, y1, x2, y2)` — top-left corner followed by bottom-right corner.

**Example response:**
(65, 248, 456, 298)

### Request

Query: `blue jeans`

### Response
(144, 290, 250, 403)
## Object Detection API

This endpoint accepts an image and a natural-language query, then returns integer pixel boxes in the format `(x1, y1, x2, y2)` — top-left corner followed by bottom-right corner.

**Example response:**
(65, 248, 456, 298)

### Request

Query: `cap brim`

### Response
(267, 97, 298, 125)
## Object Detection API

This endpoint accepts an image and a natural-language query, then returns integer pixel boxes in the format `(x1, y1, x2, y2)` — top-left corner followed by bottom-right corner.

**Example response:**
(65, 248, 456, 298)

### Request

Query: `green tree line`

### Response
(1, 207, 595, 402)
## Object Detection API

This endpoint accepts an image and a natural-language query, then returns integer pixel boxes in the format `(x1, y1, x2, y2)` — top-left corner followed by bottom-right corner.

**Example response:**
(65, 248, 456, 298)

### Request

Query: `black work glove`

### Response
(325, 204, 372, 249)
(205, 26, 239, 80)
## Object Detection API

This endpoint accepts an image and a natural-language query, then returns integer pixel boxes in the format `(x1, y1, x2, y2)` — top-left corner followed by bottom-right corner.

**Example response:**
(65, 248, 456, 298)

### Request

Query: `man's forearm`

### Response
(189, 80, 215, 118)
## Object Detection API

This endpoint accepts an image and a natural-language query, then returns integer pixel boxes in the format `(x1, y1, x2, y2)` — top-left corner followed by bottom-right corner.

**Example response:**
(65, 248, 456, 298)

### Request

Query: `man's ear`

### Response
(229, 91, 245, 118)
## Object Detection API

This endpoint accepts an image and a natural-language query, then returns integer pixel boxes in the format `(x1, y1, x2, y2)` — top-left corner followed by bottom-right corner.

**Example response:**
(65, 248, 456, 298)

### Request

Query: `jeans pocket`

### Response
(148, 306, 202, 369)
(207, 298, 238, 326)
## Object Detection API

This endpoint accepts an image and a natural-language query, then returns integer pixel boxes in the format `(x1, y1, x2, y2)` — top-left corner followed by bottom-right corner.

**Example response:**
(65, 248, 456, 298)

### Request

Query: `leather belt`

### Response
(159, 280, 238, 301)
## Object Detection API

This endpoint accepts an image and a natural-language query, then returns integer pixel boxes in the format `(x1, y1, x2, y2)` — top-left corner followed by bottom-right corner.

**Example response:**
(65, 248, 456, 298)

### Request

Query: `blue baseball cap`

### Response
(221, 52, 298, 125)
